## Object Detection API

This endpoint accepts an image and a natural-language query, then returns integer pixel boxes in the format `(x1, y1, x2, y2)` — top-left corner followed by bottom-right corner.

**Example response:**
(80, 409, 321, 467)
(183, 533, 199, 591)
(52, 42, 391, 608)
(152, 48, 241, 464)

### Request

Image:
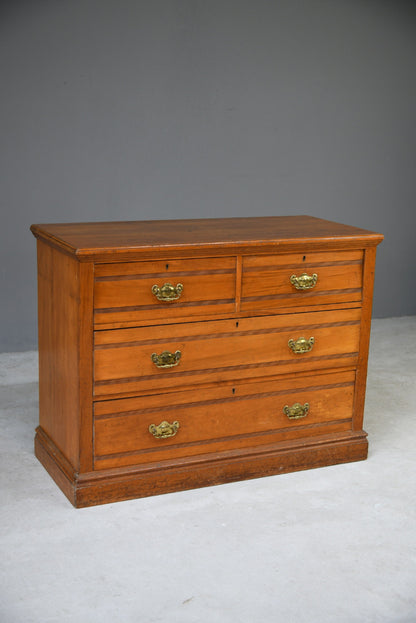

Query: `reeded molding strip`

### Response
(94, 353, 359, 387)
(94, 320, 361, 349)
(242, 288, 362, 303)
(94, 381, 355, 420)
(95, 268, 235, 281)
(243, 259, 363, 273)
(94, 419, 353, 461)
(94, 298, 235, 313)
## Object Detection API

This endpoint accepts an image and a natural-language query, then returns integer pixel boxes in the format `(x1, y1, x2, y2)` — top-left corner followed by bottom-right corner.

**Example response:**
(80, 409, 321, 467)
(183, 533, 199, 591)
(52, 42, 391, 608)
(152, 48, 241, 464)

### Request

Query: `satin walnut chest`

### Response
(30, 216, 383, 507)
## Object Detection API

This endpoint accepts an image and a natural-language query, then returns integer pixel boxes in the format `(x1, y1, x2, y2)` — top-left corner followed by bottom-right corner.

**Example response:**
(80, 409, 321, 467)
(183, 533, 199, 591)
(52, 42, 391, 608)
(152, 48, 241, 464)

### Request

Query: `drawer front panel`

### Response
(242, 250, 363, 312)
(94, 257, 236, 325)
(94, 370, 355, 470)
(94, 308, 361, 397)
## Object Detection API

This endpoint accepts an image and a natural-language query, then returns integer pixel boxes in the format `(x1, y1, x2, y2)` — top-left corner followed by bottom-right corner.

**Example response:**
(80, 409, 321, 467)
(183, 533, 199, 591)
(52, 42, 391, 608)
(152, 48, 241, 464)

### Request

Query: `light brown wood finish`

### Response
(78, 262, 94, 472)
(31, 215, 383, 261)
(94, 369, 355, 470)
(31, 216, 383, 507)
(35, 241, 94, 473)
(36, 241, 81, 469)
(36, 430, 369, 508)
(241, 254, 363, 312)
(353, 246, 379, 432)
(94, 256, 236, 325)
(93, 309, 361, 397)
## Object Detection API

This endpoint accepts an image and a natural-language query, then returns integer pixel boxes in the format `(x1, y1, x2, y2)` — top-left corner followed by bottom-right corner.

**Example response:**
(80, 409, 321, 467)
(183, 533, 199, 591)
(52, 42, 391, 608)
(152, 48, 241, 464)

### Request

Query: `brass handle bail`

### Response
(149, 420, 180, 439)
(288, 336, 315, 354)
(151, 350, 181, 368)
(290, 273, 318, 290)
(152, 283, 183, 302)
(283, 403, 310, 420)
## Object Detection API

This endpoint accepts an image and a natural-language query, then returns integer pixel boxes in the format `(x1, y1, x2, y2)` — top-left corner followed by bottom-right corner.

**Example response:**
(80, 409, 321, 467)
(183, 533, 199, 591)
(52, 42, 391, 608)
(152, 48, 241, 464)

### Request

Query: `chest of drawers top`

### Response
(30, 215, 383, 261)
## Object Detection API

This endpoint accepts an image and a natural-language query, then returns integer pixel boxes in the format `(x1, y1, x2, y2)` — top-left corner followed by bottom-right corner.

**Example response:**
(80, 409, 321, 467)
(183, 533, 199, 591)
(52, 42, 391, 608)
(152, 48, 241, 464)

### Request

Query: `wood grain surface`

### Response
(31, 216, 383, 507)
(94, 369, 355, 470)
(31, 215, 384, 261)
(93, 308, 361, 397)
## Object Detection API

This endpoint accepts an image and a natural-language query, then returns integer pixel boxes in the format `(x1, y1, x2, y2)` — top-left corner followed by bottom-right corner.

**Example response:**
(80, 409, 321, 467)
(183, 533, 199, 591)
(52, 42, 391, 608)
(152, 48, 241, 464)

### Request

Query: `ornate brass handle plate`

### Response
(290, 273, 318, 290)
(283, 402, 309, 420)
(152, 282, 183, 302)
(149, 420, 180, 439)
(151, 350, 181, 368)
(288, 336, 315, 354)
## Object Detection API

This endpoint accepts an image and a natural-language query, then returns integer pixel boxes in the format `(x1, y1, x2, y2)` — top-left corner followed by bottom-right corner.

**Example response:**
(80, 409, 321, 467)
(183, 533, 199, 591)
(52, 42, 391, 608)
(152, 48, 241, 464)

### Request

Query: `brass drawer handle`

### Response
(152, 282, 183, 301)
(283, 402, 309, 420)
(149, 420, 180, 439)
(288, 336, 315, 354)
(290, 272, 318, 290)
(151, 350, 181, 368)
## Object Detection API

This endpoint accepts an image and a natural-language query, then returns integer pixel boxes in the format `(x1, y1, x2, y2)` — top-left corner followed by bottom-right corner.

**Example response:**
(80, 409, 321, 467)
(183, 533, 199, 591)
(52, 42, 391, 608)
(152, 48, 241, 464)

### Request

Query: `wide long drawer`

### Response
(94, 308, 361, 397)
(93, 369, 356, 470)
(94, 257, 236, 326)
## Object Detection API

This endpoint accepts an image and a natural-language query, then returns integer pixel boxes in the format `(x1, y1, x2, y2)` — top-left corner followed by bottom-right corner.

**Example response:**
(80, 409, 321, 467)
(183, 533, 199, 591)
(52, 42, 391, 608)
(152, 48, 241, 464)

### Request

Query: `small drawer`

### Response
(242, 250, 363, 312)
(94, 257, 236, 326)
(93, 369, 356, 470)
(94, 308, 361, 397)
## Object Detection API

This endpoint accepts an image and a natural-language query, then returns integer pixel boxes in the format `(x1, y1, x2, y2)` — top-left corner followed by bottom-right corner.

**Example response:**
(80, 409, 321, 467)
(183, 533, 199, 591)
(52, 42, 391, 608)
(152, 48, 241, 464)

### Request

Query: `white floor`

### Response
(1, 317, 415, 623)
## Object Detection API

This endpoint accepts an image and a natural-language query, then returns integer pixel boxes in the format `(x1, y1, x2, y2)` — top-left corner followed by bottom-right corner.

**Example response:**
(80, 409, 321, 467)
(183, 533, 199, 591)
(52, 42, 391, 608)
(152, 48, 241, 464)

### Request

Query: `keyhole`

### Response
(303, 255, 306, 262)
(165, 263, 169, 270)
(232, 387, 236, 395)
(236, 321, 239, 328)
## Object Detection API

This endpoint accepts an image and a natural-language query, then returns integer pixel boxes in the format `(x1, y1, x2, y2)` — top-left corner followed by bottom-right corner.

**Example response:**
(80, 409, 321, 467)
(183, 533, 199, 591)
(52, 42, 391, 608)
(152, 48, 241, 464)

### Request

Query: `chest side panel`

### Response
(36, 241, 85, 469)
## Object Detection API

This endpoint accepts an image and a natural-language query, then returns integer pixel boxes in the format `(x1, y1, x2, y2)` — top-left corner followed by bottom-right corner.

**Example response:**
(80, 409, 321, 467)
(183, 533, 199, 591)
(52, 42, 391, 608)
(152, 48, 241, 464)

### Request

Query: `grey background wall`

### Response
(1, 0, 415, 352)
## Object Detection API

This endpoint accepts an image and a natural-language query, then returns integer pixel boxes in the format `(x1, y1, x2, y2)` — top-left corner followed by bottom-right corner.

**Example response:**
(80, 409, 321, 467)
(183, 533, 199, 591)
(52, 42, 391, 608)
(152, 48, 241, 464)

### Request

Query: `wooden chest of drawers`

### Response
(31, 216, 383, 507)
